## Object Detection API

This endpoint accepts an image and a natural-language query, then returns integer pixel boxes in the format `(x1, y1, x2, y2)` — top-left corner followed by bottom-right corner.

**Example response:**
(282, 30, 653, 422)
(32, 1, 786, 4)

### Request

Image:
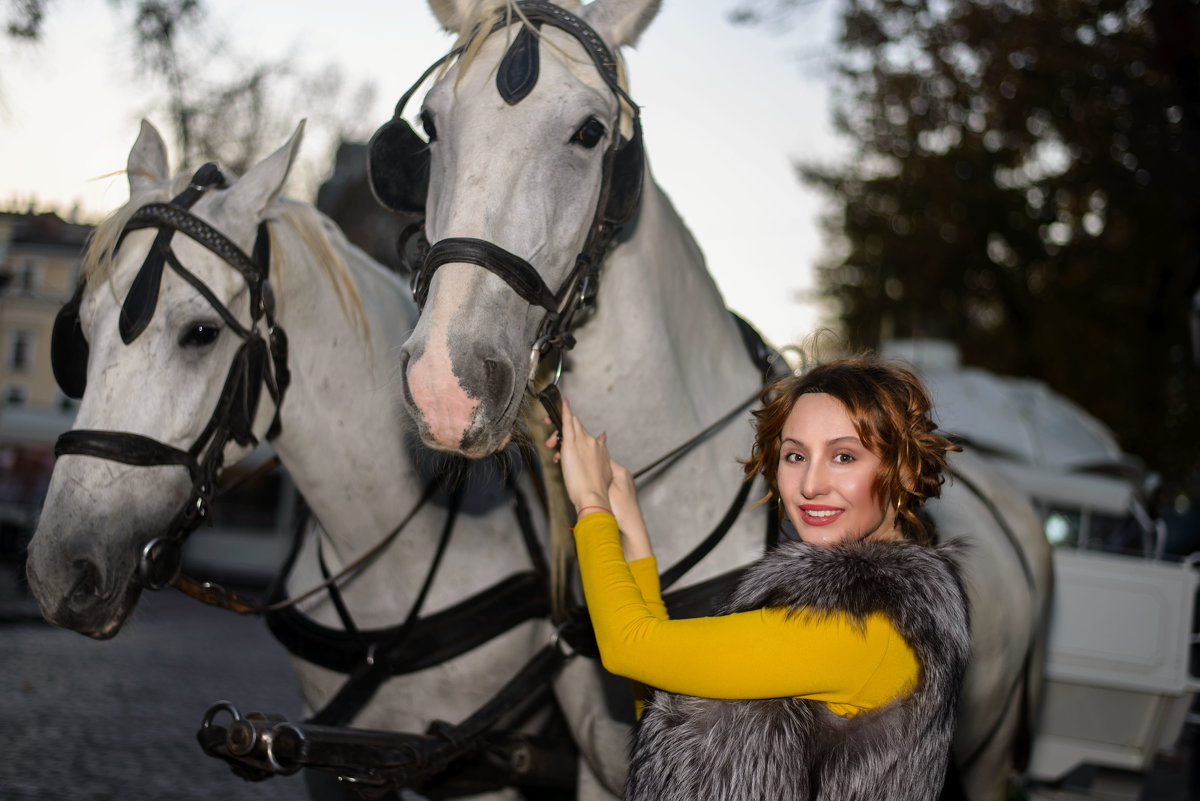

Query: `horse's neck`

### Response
(268, 220, 420, 561)
(266, 217, 549, 627)
(567, 176, 768, 572)
(571, 176, 760, 448)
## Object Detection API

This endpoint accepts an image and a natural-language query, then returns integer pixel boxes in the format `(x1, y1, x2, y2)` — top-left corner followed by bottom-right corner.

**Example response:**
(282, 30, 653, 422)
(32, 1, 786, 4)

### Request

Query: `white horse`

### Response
(24, 121, 557, 800)
(369, 1, 1054, 799)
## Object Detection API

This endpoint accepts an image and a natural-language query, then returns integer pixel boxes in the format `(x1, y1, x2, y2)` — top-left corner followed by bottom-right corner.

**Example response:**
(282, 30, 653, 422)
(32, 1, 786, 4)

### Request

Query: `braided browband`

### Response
(390, 1, 636, 128)
(126, 203, 265, 286)
(509, 1, 622, 90)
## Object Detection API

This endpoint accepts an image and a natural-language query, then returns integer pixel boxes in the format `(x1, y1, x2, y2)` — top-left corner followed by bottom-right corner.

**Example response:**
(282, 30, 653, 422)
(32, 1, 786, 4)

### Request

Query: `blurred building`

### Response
(0, 212, 87, 568)
(0, 211, 89, 410)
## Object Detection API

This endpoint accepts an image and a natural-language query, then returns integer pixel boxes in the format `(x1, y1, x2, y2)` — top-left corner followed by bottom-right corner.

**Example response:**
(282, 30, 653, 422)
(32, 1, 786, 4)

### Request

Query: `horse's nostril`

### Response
(67, 558, 103, 610)
(481, 356, 512, 399)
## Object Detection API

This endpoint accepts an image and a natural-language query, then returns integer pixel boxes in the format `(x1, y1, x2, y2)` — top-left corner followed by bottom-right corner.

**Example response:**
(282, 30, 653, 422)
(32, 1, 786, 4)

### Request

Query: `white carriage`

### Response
(883, 339, 1199, 792)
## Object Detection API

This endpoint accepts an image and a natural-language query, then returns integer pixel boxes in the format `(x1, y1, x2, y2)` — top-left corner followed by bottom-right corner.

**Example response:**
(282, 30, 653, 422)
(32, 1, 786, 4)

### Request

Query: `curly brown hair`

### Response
(742, 355, 960, 544)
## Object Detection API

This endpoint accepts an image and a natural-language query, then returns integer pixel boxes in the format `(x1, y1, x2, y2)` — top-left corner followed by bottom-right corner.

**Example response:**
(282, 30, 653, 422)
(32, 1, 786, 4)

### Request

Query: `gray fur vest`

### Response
(625, 538, 969, 801)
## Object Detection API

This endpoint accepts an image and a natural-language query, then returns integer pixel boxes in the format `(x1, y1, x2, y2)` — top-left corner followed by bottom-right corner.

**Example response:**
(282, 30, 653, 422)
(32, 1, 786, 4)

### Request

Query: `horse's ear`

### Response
(224, 119, 306, 221)
(428, 0, 475, 32)
(581, 0, 661, 47)
(128, 119, 169, 195)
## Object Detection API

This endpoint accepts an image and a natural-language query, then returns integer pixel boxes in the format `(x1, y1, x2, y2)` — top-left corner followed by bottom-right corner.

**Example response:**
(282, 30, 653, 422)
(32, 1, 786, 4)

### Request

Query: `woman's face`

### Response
(776, 392, 896, 546)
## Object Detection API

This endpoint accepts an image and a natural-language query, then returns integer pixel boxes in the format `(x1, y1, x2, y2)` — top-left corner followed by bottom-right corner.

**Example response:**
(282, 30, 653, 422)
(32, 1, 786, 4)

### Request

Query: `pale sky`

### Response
(0, 0, 844, 350)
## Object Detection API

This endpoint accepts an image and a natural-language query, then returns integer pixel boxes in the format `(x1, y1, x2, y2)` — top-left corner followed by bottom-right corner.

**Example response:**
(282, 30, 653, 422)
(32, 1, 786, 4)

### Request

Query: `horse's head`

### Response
(369, 0, 658, 457)
(25, 120, 303, 638)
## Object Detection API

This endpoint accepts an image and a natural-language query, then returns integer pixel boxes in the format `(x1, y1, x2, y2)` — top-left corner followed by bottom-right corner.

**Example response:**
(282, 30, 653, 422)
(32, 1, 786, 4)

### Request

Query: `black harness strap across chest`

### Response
(265, 461, 553, 728)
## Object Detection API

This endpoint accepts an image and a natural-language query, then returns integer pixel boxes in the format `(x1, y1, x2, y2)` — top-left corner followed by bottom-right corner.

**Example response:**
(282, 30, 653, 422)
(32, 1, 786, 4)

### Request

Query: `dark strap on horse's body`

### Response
(267, 570, 550, 677)
(941, 460, 1039, 774)
(266, 471, 552, 727)
(659, 476, 756, 590)
(302, 570, 551, 727)
(553, 313, 783, 654)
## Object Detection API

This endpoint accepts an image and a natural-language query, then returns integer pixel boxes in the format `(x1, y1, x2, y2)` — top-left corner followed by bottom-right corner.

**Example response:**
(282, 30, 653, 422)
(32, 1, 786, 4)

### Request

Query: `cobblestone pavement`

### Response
(2, 564, 1194, 801)
(1, 568, 310, 801)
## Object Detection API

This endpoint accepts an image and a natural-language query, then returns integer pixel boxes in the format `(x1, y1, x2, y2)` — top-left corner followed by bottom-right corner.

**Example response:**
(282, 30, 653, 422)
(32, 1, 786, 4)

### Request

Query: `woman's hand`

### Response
(609, 459, 653, 560)
(546, 397, 613, 515)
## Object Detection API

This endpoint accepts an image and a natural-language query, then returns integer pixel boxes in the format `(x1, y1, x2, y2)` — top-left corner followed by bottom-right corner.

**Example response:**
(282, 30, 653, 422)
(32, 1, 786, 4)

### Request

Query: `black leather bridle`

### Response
(366, 0, 645, 364)
(49, 163, 290, 590)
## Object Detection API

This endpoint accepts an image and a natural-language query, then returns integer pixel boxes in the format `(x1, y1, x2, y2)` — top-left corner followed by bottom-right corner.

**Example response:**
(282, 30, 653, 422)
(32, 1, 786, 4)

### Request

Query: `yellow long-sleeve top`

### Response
(575, 512, 920, 717)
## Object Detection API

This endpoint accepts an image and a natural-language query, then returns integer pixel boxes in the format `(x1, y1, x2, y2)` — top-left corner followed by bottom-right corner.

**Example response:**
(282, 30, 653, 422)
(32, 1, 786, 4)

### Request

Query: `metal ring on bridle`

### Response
(139, 536, 183, 590)
(526, 334, 564, 388)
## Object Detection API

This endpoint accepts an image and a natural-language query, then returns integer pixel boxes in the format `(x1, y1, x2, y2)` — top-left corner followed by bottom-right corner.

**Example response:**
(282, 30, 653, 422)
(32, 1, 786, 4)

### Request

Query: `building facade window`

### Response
(9, 330, 33, 372)
(3, 385, 27, 406)
(17, 258, 42, 293)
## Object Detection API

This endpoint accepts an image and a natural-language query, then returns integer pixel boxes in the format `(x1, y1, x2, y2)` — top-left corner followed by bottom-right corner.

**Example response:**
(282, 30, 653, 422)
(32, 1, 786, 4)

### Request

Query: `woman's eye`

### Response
(421, 110, 438, 142)
(783, 452, 803, 464)
(179, 322, 220, 348)
(834, 452, 855, 464)
(570, 117, 606, 148)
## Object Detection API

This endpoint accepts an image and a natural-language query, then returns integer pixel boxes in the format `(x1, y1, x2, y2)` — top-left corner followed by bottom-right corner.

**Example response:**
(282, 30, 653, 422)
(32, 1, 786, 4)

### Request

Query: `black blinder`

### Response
(51, 281, 89, 400)
(119, 227, 171, 344)
(119, 162, 225, 346)
(497, 23, 541, 105)
(366, 116, 431, 217)
(603, 116, 645, 227)
(227, 337, 267, 448)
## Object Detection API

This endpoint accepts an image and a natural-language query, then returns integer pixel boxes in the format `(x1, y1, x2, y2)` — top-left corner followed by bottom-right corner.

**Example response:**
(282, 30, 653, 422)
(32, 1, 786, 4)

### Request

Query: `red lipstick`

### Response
(798, 505, 844, 527)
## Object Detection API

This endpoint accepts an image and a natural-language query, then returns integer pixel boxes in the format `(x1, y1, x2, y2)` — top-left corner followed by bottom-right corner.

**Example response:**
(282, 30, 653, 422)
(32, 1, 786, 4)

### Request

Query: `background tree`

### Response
(736, 0, 1200, 499)
(4, 0, 374, 196)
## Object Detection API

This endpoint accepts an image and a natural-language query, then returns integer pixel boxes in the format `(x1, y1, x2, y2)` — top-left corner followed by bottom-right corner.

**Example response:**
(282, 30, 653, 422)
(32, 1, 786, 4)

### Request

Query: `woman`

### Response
(550, 355, 969, 801)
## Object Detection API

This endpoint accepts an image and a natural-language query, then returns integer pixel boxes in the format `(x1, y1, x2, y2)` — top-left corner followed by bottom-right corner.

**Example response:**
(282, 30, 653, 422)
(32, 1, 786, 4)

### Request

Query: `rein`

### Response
(536, 313, 788, 655)
(173, 470, 440, 616)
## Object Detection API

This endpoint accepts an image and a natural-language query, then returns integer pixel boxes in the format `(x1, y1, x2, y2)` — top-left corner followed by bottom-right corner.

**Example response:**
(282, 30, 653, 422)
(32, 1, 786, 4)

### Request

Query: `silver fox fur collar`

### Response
(625, 538, 970, 801)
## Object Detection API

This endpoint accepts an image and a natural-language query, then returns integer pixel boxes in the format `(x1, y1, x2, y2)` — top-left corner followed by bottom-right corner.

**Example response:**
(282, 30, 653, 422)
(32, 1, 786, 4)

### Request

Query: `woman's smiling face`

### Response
(776, 392, 897, 546)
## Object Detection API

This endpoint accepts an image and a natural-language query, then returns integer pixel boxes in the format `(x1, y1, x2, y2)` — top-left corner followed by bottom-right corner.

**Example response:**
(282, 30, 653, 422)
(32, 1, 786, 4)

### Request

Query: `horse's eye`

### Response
(421, 110, 438, 142)
(571, 117, 606, 148)
(179, 322, 221, 348)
